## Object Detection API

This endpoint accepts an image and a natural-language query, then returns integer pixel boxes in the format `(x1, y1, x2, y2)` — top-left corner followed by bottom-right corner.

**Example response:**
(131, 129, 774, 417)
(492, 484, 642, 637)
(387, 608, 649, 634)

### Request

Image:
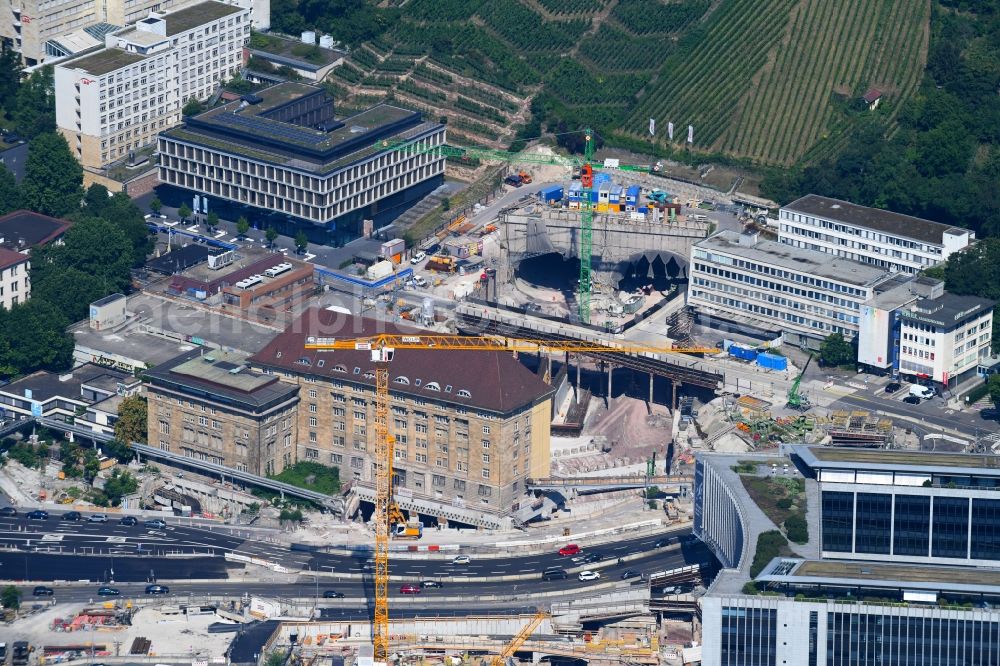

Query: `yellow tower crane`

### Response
(304, 333, 714, 662)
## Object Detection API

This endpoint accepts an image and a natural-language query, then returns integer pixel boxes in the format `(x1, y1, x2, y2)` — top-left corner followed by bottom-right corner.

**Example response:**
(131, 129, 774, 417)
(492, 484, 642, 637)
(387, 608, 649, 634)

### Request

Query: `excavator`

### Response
(786, 353, 813, 410)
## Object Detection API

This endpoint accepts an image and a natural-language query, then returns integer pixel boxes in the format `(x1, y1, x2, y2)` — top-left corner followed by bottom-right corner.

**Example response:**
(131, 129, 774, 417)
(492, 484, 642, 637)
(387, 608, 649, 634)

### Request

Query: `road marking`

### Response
(41, 534, 64, 541)
(106, 536, 126, 543)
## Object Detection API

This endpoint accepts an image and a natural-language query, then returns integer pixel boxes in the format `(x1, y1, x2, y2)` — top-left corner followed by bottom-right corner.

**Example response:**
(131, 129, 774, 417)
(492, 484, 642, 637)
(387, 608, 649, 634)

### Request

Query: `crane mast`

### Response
(371, 348, 395, 662)
(578, 129, 595, 324)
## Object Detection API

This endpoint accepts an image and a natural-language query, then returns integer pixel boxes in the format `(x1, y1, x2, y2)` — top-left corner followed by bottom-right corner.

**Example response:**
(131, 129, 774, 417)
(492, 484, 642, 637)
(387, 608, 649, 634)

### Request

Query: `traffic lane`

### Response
(0, 552, 241, 582)
(834, 393, 990, 440)
(307, 528, 695, 576)
(0, 516, 262, 555)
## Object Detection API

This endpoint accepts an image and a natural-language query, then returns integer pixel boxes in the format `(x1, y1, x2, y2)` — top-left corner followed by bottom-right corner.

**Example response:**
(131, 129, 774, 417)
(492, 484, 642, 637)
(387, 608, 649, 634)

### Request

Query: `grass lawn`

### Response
(740, 474, 809, 544)
(269, 461, 341, 495)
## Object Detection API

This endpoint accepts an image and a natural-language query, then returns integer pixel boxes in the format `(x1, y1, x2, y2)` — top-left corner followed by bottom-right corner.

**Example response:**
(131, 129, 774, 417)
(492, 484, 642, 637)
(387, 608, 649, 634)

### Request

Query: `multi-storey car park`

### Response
(54, 1, 249, 171)
(157, 81, 447, 243)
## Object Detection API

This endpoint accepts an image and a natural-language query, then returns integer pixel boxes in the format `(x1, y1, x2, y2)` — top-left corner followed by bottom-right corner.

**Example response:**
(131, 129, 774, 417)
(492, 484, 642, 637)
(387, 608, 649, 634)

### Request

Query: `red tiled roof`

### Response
(862, 88, 882, 104)
(0, 247, 28, 270)
(249, 308, 555, 414)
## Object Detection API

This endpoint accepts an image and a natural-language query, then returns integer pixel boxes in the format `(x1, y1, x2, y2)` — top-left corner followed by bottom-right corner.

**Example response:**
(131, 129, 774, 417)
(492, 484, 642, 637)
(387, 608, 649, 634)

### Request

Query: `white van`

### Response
(909, 385, 935, 399)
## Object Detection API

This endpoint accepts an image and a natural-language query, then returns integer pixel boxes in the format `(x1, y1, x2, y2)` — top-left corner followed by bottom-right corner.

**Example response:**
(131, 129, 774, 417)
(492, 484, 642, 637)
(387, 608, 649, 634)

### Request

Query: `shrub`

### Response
(750, 530, 787, 577)
(784, 514, 808, 544)
(776, 497, 793, 510)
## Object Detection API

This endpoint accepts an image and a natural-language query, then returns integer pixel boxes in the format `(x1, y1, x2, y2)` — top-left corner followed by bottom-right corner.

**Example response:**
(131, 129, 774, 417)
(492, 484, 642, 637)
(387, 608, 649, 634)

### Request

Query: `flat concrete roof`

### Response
(64, 48, 145, 75)
(784, 194, 968, 246)
(72, 320, 202, 369)
(170, 350, 272, 393)
(124, 293, 282, 354)
(759, 558, 1000, 595)
(164, 0, 243, 36)
(793, 445, 1000, 475)
(696, 230, 890, 288)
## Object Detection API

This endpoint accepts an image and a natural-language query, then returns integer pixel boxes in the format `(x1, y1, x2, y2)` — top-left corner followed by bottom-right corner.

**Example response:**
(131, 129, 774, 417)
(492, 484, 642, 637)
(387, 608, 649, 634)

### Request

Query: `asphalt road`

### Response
(832, 388, 998, 442)
(10, 540, 710, 605)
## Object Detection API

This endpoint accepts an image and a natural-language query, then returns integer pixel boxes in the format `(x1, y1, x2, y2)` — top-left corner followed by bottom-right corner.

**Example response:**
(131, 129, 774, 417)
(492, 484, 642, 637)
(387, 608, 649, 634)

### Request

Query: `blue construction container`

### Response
(594, 172, 612, 188)
(626, 185, 641, 205)
(539, 185, 564, 202)
(609, 184, 623, 205)
(756, 352, 788, 371)
(729, 345, 758, 362)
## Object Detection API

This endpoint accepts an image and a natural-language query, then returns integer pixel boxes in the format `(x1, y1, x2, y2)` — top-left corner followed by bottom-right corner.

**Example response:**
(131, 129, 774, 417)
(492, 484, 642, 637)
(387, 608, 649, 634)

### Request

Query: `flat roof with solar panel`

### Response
(163, 81, 440, 173)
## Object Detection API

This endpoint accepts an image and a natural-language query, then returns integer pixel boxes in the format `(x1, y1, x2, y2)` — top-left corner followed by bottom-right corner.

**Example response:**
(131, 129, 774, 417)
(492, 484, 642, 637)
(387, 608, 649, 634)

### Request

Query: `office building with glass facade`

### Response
(702, 558, 1000, 666)
(792, 445, 1000, 566)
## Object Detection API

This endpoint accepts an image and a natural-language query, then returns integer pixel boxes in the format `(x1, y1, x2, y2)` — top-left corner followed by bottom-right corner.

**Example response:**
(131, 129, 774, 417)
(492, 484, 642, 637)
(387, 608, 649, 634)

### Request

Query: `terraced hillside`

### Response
(307, 0, 930, 165)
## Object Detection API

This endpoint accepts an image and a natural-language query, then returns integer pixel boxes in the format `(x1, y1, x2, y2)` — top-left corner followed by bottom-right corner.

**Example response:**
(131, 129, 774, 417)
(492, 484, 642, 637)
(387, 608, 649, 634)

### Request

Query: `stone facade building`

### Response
(145, 348, 299, 474)
(249, 308, 555, 527)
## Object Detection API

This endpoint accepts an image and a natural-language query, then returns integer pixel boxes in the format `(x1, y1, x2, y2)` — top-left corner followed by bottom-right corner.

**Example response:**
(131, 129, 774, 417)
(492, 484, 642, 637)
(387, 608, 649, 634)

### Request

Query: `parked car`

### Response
(884, 382, 902, 394)
(33, 586, 54, 596)
(27, 510, 48, 520)
(620, 569, 642, 580)
(144, 519, 167, 529)
(0, 507, 16, 517)
(145, 585, 169, 594)
(119, 516, 138, 526)
(61, 511, 82, 521)
(903, 395, 921, 405)
(399, 584, 421, 595)
(558, 544, 581, 557)
(542, 567, 568, 581)
(97, 587, 120, 596)
(322, 590, 345, 598)
(410, 251, 426, 265)
(419, 580, 443, 589)
(413, 275, 428, 288)
(578, 570, 601, 582)
(88, 514, 108, 523)
(451, 555, 471, 565)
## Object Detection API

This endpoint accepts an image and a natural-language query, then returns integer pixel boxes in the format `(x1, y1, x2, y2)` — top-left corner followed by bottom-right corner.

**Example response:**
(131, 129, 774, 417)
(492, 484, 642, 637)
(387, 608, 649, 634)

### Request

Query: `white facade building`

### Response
(1, 0, 265, 66)
(54, 0, 248, 169)
(779, 194, 973, 274)
(688, 230, 892, 348)
(0, 249, 29, 309)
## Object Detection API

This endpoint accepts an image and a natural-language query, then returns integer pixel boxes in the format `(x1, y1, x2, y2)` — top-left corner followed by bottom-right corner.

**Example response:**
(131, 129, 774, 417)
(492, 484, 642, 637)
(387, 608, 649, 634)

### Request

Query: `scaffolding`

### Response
(825, 410, 894, 448)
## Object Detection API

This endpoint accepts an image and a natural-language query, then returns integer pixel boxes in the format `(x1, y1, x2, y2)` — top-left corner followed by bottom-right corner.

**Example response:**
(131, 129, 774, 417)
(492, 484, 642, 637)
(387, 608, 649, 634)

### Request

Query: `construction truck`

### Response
(517, 171, 533, 185)
(394, 519, 423, 539)
(787, 354, 813, 410)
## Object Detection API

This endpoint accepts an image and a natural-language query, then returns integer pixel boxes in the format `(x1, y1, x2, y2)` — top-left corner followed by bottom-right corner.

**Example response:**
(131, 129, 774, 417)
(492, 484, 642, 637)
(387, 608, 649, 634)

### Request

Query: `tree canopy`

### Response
(20, 132, 83, 217)
(0, 165, 20, 215)
(12, 67, 55, 139)
(114, 395, 148, 445)
(819, 333, 855, 367)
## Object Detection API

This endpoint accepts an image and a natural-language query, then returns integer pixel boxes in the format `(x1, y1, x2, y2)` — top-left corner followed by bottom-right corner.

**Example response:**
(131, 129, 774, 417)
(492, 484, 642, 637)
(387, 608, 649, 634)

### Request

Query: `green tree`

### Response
(103, 468, 138, 506)
(988, 374, 1000, 406)
(84, 183, 111, 214)
(265, 226, 278, 247)
(294, 230, 309, 253)
(0, 165, 20, 215)
(206, 210, 220, 232)
(102, 438, 135, 463)
(1, 584, 21, 610)
(20, 132, 82, 217)
(182, 97, 205, 116)
(178, 203, 192, 223)
(236, 216, 250, 238)
(0, 300, 74, 373)
(82, 449, 100, 482)
(114, 395, 147, 444)
(819, 333, 855, 367)
(149, 197, 162, 215)
(0, 45, 20, 112)
(13, 67, 55, 139)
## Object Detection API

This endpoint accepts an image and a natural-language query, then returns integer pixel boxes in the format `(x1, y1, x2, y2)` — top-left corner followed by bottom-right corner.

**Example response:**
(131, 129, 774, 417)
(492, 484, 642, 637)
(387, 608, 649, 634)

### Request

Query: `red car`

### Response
(558, 544, 581, 557)
(399, 584, 421, 595)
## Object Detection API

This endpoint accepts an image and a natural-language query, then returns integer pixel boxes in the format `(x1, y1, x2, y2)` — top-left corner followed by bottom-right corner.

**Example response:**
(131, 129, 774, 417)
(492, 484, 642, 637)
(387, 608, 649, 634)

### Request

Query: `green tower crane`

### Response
(381, 131, 651, 325)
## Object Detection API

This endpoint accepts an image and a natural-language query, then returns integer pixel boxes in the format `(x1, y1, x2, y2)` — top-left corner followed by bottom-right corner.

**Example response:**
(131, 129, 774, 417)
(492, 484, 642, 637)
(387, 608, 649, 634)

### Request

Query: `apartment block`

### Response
(145, 348, 300, 474)
(1, 0, 265, 65)
(688, 229, 892, 348)
(0, 248, 29, 309)
(779, 194, 973, 274)
(247, 308, 555, 528)
(157, 82, 446, 242)
(54, 0, 248, 169)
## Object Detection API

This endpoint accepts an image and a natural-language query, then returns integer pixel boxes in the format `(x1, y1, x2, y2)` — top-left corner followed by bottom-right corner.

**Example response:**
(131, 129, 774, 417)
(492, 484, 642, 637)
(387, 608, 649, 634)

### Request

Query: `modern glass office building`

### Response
(702, 558, 1000, 666)
(793, 445, 1000, 566)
